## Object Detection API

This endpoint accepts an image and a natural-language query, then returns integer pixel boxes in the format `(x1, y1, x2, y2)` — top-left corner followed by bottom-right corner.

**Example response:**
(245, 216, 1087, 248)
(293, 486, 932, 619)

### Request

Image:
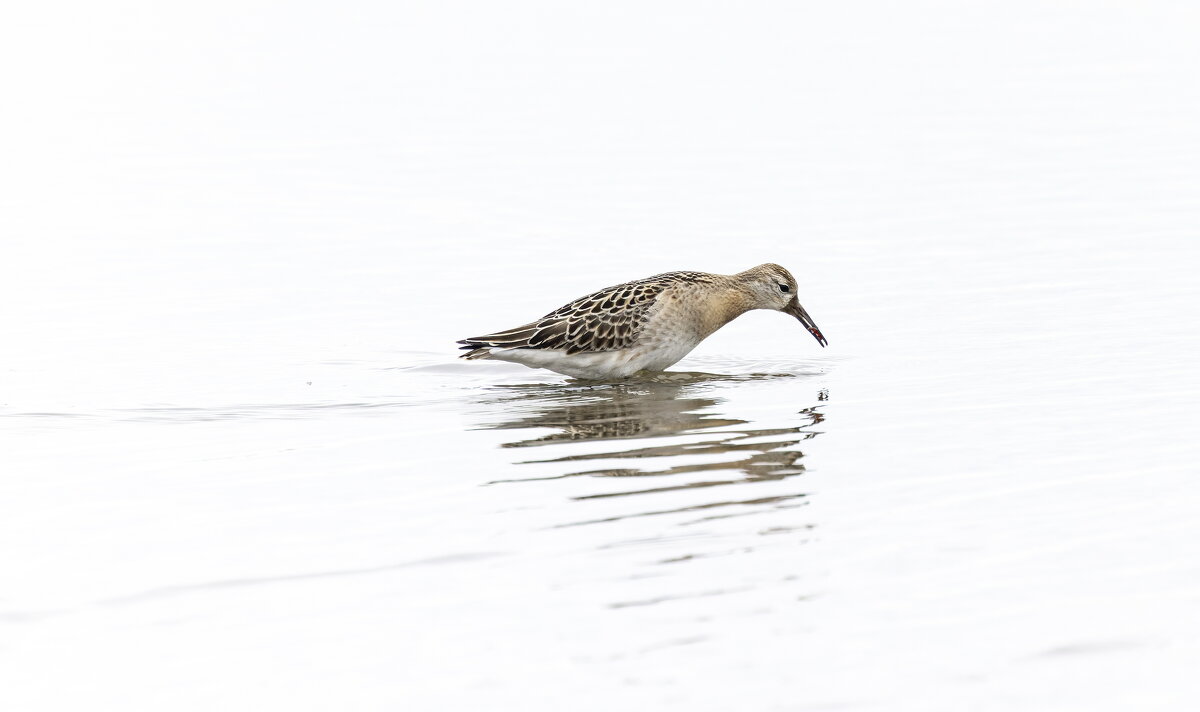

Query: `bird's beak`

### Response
(785, 298, 827, 347)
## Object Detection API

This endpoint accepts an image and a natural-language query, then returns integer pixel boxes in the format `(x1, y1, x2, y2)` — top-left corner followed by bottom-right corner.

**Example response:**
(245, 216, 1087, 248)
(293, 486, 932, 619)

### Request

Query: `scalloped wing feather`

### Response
(457, 271, 714, 355)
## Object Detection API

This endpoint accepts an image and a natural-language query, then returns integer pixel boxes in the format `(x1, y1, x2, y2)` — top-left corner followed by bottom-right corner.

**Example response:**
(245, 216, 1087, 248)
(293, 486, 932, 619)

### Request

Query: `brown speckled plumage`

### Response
(457, 264, 825, 380)
(458, 271, 718, 355)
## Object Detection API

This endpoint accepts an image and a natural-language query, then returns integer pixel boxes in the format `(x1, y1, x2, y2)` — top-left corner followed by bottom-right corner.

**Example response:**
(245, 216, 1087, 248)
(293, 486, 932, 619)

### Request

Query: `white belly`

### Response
(486, 337, 700, 380)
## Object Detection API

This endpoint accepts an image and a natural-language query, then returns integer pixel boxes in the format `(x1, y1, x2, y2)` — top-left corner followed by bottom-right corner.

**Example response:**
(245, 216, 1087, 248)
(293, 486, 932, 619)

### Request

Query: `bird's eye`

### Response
(778, 284, 790, 293)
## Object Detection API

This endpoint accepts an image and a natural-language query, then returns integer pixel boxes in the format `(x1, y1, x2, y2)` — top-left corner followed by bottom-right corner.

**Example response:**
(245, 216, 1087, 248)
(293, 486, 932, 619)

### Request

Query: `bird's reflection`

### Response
(481, 382, 741, 446)
(471, 375, 826, 515)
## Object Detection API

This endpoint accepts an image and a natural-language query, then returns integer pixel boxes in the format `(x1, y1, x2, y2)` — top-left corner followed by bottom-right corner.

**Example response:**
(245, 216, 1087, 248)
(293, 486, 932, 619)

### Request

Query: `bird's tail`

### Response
(458, 345, 493, 360)
(456, 324, 538, 359)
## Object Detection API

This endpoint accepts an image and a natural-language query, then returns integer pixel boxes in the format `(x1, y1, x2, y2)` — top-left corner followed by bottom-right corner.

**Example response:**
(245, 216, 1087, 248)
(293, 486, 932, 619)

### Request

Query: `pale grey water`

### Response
(3, 2, 1200, 710)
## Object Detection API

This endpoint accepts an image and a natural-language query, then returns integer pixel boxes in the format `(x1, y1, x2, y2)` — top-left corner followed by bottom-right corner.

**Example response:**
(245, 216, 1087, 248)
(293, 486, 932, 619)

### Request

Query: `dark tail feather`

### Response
(457, 324, 538, 359)
(457, 326, 537, 349)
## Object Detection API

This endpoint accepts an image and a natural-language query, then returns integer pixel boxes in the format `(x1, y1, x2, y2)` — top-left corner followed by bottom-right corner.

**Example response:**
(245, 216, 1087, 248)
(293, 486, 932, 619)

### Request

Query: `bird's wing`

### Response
(458, 272, 710, 355)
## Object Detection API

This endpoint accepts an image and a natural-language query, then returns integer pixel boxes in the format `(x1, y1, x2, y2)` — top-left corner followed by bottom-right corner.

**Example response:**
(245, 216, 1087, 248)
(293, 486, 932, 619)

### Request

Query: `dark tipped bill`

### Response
(785, 299, 827, 347)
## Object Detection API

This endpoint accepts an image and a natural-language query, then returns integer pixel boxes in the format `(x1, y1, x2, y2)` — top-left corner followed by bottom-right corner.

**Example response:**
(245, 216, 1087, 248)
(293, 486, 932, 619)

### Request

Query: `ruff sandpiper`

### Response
(458, 263, 827, 380)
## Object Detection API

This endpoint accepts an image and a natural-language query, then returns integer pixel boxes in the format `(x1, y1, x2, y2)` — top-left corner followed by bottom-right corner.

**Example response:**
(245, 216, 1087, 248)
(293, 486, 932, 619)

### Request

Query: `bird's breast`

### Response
(648, 287, 750, 344)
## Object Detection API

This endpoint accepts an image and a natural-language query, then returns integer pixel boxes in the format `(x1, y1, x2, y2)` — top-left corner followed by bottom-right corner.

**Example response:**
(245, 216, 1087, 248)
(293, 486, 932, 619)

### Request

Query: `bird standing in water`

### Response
(458, 263, 826, 380)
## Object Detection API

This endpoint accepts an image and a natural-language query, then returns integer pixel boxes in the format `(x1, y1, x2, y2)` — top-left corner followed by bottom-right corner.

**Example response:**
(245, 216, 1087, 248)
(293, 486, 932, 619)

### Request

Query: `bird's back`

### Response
(458, 270, 719, 356)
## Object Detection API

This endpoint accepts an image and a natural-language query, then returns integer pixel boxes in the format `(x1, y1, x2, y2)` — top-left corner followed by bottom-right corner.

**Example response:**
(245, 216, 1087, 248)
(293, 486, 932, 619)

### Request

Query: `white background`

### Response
(3, 2, 1199, 710)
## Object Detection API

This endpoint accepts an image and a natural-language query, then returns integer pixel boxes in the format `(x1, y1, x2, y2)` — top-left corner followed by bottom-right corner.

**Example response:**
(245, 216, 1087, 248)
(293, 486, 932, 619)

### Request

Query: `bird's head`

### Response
(738, 263, 827, 347)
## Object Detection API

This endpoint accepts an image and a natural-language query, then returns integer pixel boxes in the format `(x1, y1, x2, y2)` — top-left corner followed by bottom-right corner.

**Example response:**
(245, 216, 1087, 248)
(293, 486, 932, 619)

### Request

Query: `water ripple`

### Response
(469, 375, 828, 533)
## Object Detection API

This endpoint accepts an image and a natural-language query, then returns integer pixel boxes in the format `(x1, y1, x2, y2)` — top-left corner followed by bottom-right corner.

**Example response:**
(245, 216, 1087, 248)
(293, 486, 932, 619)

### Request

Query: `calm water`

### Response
(4, 2, 1200, 710)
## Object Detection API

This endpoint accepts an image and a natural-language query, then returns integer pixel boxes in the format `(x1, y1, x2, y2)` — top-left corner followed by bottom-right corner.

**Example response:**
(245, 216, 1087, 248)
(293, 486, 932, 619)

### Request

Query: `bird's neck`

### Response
(695, 285, 755, 339)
